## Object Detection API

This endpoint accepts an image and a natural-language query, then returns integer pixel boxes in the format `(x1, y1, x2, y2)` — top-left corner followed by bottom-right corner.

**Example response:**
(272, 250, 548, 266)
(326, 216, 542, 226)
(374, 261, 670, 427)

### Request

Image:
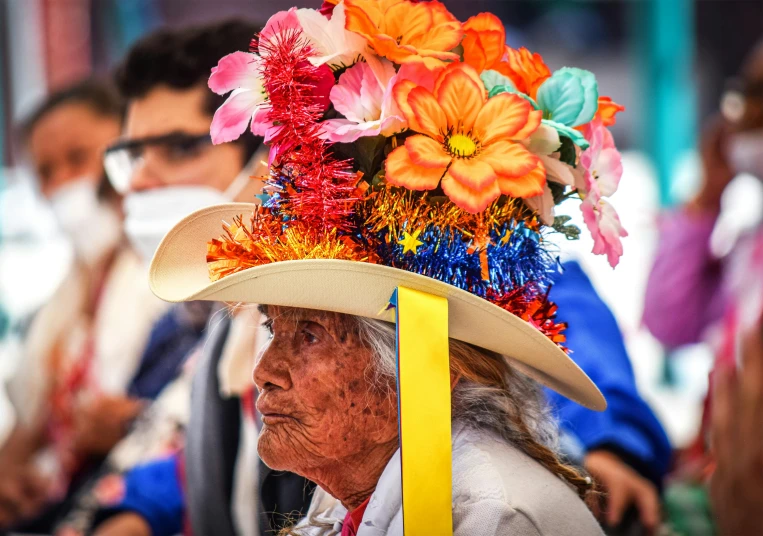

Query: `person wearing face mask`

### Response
(0, 80, 171, 532)
(103, 19, 266, 414)
(643, 41, 763, 530)
(33, 21, 309, 536)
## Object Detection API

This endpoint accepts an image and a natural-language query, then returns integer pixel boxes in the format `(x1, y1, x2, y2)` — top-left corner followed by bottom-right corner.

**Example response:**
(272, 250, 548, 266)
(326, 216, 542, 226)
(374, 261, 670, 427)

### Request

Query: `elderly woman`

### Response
(253, 305, 601, 534)
(146, 1, 632, 534)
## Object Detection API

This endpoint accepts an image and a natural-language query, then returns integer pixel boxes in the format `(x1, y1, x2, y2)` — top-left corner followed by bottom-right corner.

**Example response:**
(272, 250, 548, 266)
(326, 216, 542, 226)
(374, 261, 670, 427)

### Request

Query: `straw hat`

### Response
(151, 202, 606, 410)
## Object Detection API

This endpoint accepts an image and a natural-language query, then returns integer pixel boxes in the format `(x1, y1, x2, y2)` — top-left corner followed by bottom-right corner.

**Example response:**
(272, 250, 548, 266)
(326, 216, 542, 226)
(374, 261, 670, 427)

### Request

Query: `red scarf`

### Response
(341, 497, 370, 536)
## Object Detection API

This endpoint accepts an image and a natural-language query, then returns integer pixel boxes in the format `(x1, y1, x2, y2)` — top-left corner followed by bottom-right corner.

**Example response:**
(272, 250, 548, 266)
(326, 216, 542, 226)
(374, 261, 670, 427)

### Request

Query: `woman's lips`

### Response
(261, 413, 297, 425)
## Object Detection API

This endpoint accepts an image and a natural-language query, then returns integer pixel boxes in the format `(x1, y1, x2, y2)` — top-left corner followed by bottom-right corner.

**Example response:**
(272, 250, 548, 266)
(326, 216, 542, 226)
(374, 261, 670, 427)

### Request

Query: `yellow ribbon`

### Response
(389, 287, 452, 534)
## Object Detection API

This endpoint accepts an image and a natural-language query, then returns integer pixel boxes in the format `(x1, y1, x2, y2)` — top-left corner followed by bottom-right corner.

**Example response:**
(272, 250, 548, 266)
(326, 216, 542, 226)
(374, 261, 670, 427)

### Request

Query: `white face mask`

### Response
(123, 164, 253, 264)
(49, 178, 122, 265)
(728, 130, 763, 180)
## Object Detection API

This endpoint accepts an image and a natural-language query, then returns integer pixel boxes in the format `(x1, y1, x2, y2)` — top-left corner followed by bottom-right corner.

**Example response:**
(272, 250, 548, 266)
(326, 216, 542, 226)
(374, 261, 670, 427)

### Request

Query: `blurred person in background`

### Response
(45, 20, 310, 536)
(643, 40, 763, 532)
(0, 80, 169, 530)
(549, 262, 671, 535)
(709, 324, 763, 536)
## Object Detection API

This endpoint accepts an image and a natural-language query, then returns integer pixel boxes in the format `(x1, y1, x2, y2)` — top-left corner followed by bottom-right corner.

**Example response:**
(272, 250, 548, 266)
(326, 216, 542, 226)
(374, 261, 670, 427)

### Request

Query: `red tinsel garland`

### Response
(487, 285, 568, 350)
(258, 28, 361, 234)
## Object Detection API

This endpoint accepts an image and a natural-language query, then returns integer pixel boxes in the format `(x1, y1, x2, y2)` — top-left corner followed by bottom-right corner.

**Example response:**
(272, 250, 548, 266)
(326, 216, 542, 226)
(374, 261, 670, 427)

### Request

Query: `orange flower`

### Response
(461, 17, 551, 103)
(344, 0, 462, 65)
(499, 46, 551, 98)
(462, 13, 507, 73)
(595, 96, 625, 127)
(385, 63, 545, 213)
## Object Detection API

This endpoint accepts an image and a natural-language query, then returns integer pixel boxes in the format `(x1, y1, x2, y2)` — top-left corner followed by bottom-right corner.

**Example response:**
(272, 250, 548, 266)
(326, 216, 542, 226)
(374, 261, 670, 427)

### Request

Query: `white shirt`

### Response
(297, 423, 604, 535)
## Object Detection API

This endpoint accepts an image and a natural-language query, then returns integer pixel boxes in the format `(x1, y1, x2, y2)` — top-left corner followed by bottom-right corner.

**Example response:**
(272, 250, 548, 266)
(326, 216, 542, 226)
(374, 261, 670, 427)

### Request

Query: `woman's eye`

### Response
(302, 329, 318, 344)
(261, 320, 274, 339)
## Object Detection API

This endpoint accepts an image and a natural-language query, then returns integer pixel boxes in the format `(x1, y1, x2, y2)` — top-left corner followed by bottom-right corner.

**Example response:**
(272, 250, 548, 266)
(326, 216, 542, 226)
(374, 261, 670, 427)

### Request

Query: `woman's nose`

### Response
(252, 341, 293, 392)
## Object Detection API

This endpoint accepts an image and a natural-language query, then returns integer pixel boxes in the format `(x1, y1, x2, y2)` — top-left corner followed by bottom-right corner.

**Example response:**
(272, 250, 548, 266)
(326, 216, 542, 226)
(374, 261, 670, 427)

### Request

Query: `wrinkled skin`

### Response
(253, 307, 399, 509)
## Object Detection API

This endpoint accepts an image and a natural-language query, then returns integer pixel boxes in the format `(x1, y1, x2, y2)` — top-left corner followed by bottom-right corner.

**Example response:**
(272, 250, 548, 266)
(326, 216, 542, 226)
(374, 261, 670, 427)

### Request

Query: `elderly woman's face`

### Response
(253, 307, 399, 478)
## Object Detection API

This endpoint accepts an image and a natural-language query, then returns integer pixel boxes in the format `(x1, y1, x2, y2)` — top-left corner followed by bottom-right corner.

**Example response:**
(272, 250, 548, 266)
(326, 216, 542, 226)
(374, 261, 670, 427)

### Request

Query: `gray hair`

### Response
(353, 316, 561, 455)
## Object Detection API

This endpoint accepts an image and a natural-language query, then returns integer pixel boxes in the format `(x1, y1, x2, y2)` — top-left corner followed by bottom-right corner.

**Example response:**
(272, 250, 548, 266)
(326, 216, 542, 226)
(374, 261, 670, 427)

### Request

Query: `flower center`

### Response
(447, 133, 478, 158)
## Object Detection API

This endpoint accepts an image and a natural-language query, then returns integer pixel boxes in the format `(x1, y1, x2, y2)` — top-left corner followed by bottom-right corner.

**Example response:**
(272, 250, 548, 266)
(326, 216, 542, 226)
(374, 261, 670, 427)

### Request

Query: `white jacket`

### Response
(296, 423, 604, 535)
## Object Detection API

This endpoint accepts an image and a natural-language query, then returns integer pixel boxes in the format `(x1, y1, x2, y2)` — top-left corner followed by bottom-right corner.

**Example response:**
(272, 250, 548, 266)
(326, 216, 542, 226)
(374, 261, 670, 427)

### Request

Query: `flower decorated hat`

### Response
(150, 0, 626, 530)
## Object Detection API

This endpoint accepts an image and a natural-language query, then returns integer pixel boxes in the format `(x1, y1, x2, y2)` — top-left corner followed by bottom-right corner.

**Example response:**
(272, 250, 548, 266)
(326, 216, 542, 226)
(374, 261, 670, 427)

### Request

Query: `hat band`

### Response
(391, 287, 452, 533)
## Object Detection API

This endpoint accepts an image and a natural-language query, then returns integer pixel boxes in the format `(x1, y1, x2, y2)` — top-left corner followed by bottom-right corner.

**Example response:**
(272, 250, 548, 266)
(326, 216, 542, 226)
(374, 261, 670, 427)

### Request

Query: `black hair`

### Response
(21, 79, 123, 142)
(115, 19, 262, 162)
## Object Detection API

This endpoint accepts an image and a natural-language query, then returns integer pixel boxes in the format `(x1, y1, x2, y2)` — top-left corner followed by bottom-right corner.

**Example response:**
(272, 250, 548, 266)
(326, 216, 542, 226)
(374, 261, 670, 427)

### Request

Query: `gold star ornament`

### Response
(398, 229, 424, 255)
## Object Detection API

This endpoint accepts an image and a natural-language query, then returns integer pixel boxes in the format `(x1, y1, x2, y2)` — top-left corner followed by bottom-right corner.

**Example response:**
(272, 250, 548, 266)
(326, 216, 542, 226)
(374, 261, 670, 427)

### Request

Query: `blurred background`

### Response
(0, 0, 762, 453)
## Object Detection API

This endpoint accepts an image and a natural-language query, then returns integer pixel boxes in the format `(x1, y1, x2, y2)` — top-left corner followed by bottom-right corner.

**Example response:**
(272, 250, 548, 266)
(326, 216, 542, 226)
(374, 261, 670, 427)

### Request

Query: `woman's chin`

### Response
(257, 427, 295, 471)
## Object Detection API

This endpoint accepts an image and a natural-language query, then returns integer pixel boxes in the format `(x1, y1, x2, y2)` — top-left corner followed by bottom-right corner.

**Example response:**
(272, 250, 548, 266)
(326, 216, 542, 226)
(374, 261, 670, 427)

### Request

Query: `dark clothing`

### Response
(128, 302, 213, 400)
(185, 314, 314, 535)
(185, 315, 241, 535)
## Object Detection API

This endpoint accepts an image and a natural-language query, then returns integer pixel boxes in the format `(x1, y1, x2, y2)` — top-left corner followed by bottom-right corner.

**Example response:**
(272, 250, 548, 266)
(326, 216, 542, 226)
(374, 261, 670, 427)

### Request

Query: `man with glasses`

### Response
(104, 24, 263, 263)
(45, 20, 312, 536)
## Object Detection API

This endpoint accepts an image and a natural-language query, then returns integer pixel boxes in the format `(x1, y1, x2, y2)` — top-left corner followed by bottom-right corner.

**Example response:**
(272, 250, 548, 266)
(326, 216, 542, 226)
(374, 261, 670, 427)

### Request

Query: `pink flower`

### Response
(209, 52, 271, 144)
(523, 123, 584, 224)
(209, 53, 334, 145)
(579, 119, 623, 198)
(523, 187, 555, 225)
(261, 5, 369, 71)
(581, 189, 627, 268)
(576, 118, 627, 267)
(524, 155, 585, 224)
(322, 59, 442, 143)
(322, 60, 405, 142)
(295, 2, 370, 70)
(259, 9, 301, 48)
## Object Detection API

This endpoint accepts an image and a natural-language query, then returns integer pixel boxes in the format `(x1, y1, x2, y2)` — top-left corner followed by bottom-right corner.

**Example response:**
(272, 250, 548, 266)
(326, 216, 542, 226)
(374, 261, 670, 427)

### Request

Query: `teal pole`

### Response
(630, 0, 697, 386)
(0, 6, 7, 339)
(111, 0, 162, 62)
(633, 0, 697, 209)
(0, 3, 5, 186)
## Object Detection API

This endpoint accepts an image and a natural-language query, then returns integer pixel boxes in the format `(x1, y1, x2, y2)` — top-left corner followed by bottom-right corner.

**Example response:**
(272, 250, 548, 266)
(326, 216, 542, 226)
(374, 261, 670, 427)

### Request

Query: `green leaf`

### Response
(370, 168, 386, 187)
(488, 85, 540, 109)
(481, 70, 515, 93)
(558, 135, 577, 168)
(541, 119, 589, 150)
(547, 180, 568, 205)
(334, 135, 388, 179)
(553, 215, 581, 240)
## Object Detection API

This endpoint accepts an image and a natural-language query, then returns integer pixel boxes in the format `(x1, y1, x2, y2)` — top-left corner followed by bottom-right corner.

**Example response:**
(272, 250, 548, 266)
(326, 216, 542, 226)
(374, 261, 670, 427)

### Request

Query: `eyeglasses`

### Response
(103, 132, 213, 193)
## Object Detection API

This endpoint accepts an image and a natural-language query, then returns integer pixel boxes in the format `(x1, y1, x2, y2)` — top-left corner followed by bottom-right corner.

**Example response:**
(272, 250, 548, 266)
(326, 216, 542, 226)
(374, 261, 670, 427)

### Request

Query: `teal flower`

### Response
(481, 71, 540, 109)
(485, 67, 598, 149)
(535, 67, 598, 148)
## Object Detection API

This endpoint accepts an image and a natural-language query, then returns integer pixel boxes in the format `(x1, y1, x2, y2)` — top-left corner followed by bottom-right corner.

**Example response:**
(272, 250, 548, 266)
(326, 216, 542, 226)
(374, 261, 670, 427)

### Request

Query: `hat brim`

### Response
(149, 203, 606, 411)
